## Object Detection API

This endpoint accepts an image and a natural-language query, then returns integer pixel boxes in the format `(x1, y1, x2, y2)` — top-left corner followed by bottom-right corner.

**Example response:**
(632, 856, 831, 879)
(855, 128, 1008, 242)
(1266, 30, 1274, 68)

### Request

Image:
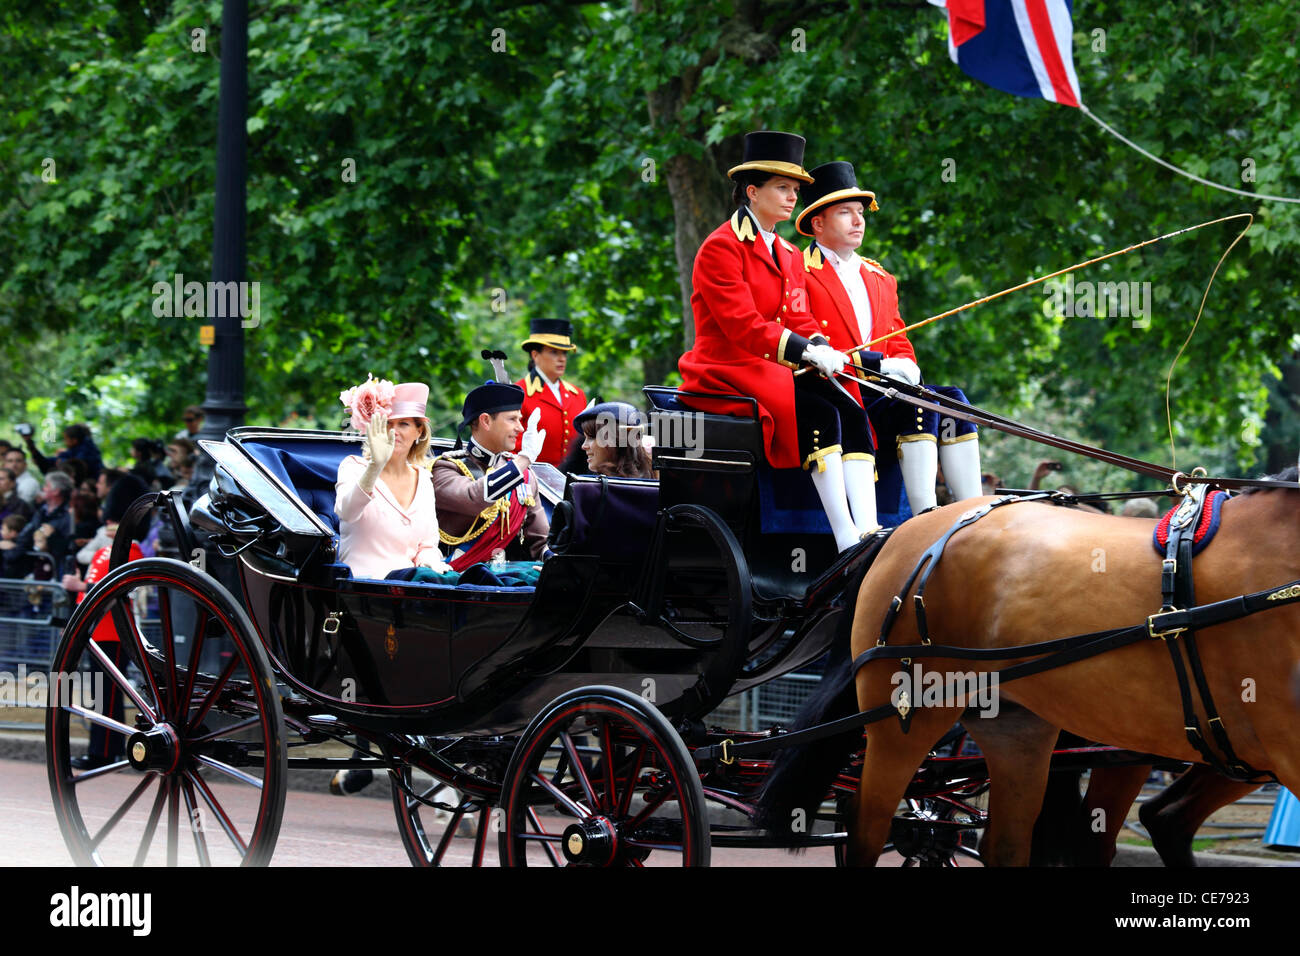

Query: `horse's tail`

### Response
(754, 564, 868, 837)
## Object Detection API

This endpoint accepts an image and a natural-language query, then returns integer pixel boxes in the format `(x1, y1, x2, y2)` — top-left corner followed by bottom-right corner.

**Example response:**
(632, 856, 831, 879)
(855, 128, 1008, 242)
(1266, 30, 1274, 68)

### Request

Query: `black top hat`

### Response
(795, 161, 878, 236)
(727, 131, 814, 184)
(521, 318, 577, 352)
(461, 382, 525, 427)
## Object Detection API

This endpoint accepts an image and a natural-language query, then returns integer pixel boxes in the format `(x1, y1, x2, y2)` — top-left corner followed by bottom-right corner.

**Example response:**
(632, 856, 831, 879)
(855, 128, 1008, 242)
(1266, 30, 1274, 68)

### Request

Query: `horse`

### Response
(759, 470, 1300, 866)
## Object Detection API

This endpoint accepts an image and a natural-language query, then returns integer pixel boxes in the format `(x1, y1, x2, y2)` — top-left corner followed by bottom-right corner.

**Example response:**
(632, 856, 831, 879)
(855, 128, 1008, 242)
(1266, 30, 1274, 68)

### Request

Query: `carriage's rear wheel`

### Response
(46, 558, 286, 866)
(391, 763, 494, 866)
(498, 686, 710, 866)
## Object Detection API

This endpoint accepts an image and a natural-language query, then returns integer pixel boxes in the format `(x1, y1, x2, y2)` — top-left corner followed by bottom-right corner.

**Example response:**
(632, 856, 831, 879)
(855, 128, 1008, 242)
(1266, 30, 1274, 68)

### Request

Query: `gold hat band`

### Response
(727, 160, 815, 184)
(796, 187, 879, 236)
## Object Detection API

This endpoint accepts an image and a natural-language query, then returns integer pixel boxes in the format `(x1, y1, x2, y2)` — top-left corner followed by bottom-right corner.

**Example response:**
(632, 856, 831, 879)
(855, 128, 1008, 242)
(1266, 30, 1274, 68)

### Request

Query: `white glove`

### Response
(359, 412, 395, 494)
(518, 407, 547, 466)
(802, 343, 847, 378)
(415, 549, 452, 573)
(879, 357, 921, 386)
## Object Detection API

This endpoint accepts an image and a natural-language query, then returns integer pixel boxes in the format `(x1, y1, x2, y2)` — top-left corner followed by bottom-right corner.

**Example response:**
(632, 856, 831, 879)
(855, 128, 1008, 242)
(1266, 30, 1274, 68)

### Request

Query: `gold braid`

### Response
(436, 457, 509, 547)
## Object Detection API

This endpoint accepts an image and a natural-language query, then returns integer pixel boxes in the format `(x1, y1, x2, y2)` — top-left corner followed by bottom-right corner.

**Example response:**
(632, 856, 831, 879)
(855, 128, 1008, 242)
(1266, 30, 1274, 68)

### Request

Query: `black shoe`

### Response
(71, 754, 119, 771)
(330, 768, 374, 796)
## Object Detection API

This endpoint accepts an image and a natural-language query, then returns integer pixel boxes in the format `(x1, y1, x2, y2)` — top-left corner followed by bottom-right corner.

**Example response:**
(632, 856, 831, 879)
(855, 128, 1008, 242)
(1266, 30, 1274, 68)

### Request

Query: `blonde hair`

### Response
(408, 418, 432, 466)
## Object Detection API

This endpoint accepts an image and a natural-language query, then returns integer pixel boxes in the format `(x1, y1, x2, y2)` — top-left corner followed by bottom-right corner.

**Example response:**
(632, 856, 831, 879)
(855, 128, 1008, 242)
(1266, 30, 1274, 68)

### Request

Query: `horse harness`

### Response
(699, 487, 1300, 780)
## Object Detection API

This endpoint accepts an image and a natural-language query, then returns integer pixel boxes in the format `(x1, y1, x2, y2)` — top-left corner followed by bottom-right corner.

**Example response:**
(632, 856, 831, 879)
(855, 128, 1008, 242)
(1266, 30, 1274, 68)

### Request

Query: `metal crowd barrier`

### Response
(0, 579, 70, 673)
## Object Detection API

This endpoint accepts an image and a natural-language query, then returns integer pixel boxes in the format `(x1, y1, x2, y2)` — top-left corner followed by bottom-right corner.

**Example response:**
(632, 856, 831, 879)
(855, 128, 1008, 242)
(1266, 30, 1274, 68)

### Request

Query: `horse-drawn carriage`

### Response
(47, 380, 1284, 867)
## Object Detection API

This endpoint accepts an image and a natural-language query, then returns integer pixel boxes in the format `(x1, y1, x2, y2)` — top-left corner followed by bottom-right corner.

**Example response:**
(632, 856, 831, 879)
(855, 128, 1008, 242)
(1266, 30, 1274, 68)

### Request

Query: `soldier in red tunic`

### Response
(678, 131, 877, 551)
(514, 319, 587, 466)
(797, 161, 983, 513)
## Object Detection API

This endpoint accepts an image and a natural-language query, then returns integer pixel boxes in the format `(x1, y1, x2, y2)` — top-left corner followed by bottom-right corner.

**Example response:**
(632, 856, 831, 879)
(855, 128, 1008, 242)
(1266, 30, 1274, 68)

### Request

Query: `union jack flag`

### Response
(930, 0, 1082, 108)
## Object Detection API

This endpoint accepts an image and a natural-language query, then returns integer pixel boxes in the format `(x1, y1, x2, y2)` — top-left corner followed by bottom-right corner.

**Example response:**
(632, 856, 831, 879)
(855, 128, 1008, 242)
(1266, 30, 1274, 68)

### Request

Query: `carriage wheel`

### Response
(391, 763, 494, 867)
(46, 558, 286, 866)
(498, 686, 710, 866)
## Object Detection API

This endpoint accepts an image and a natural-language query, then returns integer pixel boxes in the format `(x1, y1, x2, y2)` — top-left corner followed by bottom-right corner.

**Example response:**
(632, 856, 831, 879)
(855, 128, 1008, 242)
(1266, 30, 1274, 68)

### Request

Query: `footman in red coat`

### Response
(678, 131, 877, 551)
(797, 160, 983, 514)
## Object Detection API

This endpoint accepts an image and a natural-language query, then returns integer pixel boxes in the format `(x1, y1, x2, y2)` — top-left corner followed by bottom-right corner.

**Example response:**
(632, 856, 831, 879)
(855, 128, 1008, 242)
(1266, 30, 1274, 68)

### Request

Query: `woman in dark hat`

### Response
(572, 402, 655, 479)
(677, 131, 874, 551)
(515, 318, 587, 466)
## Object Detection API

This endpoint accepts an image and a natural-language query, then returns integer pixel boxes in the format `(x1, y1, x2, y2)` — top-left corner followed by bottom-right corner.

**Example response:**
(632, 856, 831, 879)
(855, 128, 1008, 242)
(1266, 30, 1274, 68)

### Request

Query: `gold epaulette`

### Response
(862, 257, 889, 277)
(562, 379, 580, 395)
(523, 373, 544, 397)
(804, 244, 824, 270)
(730, 208, 757, 243)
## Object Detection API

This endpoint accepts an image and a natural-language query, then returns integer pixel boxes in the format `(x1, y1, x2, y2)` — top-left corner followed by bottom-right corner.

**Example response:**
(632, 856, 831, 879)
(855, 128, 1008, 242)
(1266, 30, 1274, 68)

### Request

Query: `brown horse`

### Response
(844, 482, 1300, 866)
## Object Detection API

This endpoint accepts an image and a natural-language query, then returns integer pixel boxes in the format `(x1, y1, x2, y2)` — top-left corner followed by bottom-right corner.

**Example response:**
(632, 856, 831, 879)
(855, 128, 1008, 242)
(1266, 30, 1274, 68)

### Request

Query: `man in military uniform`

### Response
(433, 382, 550, 569)
(515, 319, 587, 466)
(798, 160, 983, 514)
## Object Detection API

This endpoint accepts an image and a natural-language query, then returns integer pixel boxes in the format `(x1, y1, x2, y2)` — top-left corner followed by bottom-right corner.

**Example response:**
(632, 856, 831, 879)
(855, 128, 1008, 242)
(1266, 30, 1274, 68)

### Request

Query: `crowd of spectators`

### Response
(0, 407, 205, 584)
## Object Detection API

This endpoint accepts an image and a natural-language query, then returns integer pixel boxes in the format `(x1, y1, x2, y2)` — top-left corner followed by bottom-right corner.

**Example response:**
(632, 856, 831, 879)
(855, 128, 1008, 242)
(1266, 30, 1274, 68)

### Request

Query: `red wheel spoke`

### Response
(622, 838, 684, 853)
(156, 587, 179, 720)
(60, 701, 136, 739)
(194, 754, 264, 790)
(526, 807, 564, 866)
(529, 771, 590, 818)
(432, 809, 463, 865)
(472, 806, 489, 866)
(616, 743, 647, 818)
(558, 732, 599, 812)
(166, 777, 178, 867)
(188, 770, 249, 858)
(625, 781, 673, 831)
(85, 639, 156, 724)
(629, 857, 645, 867)
(188, 716, 262, 745)
(70, 757, 131, 784)
(89, 774, 154, 849)
(134, 779, 168, 866)
(186, 652, 239, 735)
(180, 775, 211, 866)
(178, 610, 208, 724)
(116, 595, 164, 720)
(599, 718, 616, 813)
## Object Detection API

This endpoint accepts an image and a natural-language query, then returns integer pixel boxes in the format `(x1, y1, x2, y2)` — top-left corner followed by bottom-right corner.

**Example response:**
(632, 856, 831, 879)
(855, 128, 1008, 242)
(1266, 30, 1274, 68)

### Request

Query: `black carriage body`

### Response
(193, 416, 862, 736)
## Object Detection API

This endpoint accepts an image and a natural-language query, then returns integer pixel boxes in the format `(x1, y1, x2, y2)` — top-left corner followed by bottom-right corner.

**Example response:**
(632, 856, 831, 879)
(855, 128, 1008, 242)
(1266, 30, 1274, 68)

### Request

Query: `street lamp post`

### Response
(194, 0, 249, 482)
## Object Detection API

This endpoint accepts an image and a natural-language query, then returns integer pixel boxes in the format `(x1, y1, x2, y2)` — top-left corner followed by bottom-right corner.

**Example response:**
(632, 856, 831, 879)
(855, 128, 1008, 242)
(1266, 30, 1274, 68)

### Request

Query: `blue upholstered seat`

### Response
(241, 438, 355, 533)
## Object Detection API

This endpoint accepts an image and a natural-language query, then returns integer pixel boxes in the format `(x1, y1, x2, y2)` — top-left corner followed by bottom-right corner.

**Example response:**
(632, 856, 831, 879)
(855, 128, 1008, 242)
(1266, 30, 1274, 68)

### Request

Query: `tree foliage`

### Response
(2, 0, 1297, 483)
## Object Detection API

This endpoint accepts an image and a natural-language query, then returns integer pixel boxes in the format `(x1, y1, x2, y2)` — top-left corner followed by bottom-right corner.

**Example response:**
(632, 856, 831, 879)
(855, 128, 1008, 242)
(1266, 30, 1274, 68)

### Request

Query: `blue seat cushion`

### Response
(756, 455, 912, 535)
(242, 438, 355, 533)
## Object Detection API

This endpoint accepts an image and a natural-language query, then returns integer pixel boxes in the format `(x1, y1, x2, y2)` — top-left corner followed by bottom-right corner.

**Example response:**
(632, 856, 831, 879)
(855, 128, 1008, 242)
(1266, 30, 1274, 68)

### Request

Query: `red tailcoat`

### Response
(678, 209, 826, 469)
(802, 241, 918, 406)
(514, 371, 586, 466)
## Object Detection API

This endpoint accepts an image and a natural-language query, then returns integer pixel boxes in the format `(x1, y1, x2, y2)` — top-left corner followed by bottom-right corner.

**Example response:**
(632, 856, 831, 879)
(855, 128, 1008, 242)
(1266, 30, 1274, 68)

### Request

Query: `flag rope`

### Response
(1080, 104, 1300, 204)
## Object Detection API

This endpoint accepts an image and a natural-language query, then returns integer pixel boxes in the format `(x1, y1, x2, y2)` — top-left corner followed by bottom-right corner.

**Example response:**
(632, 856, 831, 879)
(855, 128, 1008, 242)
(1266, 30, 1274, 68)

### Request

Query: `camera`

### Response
(14, 423, 33, 437)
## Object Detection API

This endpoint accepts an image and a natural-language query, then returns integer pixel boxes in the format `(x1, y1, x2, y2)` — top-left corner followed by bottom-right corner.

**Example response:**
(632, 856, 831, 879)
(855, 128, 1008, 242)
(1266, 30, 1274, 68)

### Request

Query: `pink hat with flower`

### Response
(339, 375, 428, 432)
(391, 382, 429, 419)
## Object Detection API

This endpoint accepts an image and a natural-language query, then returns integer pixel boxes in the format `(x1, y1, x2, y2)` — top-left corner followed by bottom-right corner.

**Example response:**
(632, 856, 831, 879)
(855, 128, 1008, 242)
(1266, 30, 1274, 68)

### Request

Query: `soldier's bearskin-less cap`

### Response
(727, 131, 814, 184)
(521, 318, 577, 352)
(461, 382, 525, 427)
(795, 161, 878, 237)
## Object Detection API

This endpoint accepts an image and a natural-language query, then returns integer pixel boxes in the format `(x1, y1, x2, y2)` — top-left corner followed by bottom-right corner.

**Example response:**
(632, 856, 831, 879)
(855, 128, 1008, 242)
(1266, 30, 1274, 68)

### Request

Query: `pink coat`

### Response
(334, 455, 442, 579)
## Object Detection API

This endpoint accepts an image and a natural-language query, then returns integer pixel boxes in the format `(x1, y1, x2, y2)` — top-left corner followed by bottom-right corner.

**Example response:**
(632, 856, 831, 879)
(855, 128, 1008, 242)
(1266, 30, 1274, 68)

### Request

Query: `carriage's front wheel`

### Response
(46, 558, 286, 866)
(498, 686, 710, 866)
